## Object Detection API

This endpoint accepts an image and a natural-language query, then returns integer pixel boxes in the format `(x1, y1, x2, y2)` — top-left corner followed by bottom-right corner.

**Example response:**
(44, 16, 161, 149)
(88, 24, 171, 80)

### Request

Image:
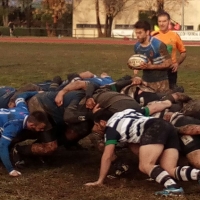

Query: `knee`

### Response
(43, 141, 58, 154)
(31, 141, 58, 155)
(139, 163, 148, 174)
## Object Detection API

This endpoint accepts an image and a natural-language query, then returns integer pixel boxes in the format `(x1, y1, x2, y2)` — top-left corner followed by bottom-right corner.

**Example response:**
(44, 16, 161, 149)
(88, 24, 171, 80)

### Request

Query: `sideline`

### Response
(0, 36, 200, 46)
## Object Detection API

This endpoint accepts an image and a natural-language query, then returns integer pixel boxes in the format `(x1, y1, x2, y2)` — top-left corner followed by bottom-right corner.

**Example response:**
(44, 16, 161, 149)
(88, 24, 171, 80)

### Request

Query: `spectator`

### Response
(8, 21, 14, 37)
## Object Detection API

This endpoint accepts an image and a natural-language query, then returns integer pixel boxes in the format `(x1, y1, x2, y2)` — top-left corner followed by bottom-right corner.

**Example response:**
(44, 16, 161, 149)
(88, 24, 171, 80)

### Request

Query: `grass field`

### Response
(1, 42, 200, 200)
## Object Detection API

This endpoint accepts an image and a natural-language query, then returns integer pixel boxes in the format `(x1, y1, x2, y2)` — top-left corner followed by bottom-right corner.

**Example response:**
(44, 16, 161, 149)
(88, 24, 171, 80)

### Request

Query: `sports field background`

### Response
(0, 37, 200, 200)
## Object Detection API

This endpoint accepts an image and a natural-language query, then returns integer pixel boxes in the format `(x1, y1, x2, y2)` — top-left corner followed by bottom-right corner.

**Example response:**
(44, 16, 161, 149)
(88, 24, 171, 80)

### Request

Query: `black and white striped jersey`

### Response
(105, 109, 153, 145)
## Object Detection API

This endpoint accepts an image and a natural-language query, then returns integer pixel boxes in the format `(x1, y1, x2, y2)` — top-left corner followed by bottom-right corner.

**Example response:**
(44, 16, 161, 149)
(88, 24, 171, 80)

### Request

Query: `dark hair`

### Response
(93, 109, 114, 123)
(134, 20, 151, 31)
(27, 111, 48, 125)
(157, 11, 171, 20)
(67, 73, 81, 82)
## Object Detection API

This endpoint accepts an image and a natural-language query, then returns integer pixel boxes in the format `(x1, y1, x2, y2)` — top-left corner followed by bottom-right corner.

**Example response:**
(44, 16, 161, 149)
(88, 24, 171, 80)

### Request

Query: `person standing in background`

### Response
(151, 12, 186, 91)
(8, 21, 14, 37)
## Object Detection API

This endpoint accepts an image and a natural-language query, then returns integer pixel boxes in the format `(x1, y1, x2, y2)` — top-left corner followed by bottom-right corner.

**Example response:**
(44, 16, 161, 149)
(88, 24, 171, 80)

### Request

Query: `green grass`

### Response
(0, 43, 200, 200)
(1, 43, 200, 97)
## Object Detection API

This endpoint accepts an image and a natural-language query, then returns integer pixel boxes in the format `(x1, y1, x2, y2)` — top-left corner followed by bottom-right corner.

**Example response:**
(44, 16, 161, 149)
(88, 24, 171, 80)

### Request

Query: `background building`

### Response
(73, 0, 200, 38)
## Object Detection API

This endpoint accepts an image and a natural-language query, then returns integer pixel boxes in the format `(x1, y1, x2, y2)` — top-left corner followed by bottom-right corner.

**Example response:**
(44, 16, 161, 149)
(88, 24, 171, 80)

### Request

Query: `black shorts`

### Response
(179, 135, 200, 155)
(135, 92, 160, 106)
(140, 118, 180, 150)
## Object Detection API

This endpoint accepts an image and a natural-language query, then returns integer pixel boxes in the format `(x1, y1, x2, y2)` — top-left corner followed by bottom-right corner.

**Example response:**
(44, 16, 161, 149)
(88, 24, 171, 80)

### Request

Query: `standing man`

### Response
(8, 21, 14, 37)
(152, 12, 186, 90)
(130, 20, 172, 93)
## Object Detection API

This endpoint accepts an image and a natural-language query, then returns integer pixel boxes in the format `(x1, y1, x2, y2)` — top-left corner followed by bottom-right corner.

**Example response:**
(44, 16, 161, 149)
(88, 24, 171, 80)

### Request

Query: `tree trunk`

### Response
(3, 14, 8, 26)
(107, 16, 113, 37)
(104, 15, 113, 37)
(46, 22, 52, 36)
(2, 0, 9, 26)
(157, 0, 164, 13)
(95, 0, 104, 37)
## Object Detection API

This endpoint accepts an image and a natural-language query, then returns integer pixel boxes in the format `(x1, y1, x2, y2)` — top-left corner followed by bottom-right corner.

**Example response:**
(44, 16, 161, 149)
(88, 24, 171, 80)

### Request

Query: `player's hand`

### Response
(9, 170, 21, 177)
(86, 98, 96, 109)
(139, 61, 152, 69)
(133, 70, 138, 75)
(92, 103, 101, 113)
(85, 181, 103, 186)
(132, 77, 142, 85)
(55, 91, 64, 106)
(171, 62, 179, 72)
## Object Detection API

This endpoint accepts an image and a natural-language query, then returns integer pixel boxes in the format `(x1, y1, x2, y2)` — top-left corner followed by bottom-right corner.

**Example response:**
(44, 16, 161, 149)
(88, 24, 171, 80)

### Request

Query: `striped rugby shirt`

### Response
(134, 36, 170, 82)
(105, 109, 153, 145)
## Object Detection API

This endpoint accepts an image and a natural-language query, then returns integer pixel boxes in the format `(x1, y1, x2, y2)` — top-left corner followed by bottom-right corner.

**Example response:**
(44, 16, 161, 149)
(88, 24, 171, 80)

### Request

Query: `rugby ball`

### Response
(127, 54, 148, 70)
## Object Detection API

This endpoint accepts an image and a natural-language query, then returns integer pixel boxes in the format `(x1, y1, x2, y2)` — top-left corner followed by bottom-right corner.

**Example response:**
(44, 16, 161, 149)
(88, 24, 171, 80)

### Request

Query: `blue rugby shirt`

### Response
(0, 91, 37, 172)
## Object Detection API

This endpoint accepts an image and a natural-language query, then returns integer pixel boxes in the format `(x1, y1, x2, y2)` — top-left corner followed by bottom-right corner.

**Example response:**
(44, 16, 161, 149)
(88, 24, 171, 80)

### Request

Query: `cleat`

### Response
(155, 187, 184, 196)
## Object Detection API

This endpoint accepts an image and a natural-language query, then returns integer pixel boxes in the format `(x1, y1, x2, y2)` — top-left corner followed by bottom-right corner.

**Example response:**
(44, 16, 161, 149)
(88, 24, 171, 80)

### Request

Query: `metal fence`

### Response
(0, 27, 72, 37)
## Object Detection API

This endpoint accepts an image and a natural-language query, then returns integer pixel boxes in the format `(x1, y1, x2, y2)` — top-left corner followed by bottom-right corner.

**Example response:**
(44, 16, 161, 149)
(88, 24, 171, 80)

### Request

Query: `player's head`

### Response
(93, 109, 113, 135)
(134, 21, 151, 43)
(157, 11, 171, 32)
(26, 111, 48, 132)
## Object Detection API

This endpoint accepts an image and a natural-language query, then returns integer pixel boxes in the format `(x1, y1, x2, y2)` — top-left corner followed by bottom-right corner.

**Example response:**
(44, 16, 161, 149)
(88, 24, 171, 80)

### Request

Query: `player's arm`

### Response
(85, 127, 119, 186)
(15, 91, 38, 108)
(177, 52, 186, 65)
(176, 33, 187, 65)
(0, 123, 22, 176)
(147, 43, 172, 70)
(177, 124, 200, 135)
(55, 80, 86, 106)
(85, 144, 115, 186)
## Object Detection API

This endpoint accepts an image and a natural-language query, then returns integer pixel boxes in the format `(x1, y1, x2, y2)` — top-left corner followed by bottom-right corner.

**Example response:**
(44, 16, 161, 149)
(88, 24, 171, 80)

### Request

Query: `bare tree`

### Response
(157, 0, 164, 13)
(1, 0, 9, 25)
(96, 0, 135, 37)
(95, 0, 103, 37)
(137, 0, 188, 13)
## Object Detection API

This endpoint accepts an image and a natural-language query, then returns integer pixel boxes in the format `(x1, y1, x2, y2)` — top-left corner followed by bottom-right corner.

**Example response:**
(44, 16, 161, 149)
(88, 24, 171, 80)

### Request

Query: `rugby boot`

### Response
(155, 186, 184, 196)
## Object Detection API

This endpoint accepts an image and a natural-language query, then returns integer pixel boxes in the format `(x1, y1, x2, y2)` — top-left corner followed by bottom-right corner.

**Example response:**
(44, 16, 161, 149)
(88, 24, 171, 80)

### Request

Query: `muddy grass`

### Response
(0, 43, 200, 199)
(0, 142, 199, 200)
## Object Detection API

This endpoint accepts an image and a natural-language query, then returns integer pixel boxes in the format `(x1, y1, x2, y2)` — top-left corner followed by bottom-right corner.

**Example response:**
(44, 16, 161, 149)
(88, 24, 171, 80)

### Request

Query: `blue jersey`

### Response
(84, 76, 114, 86)
(0, 86, 16, 108)
(36, 90, 85, 124)
(0, 91, 37, 172)
(134, 37, 170, 82)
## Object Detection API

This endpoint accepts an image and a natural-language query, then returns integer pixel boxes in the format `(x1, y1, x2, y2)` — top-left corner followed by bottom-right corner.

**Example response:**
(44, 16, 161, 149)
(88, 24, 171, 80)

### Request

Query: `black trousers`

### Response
(168, 69, 177, 88)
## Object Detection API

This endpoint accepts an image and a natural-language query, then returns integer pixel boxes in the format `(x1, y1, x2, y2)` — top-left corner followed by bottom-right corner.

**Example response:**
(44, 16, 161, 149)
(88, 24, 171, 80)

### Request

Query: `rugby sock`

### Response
(150, 165, 180, 189)
(175, 166, 200, 181)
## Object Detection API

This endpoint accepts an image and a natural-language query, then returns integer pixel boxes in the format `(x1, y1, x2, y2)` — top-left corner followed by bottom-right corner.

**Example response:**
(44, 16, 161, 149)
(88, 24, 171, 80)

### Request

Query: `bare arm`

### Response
(177, 124, 200, 135)
(55, 80, 86, 106)
(178, 52, 186, 65)
(85, 144, 115, 186)
(146, 100, 172, 115)
(171, 52, 186, 72)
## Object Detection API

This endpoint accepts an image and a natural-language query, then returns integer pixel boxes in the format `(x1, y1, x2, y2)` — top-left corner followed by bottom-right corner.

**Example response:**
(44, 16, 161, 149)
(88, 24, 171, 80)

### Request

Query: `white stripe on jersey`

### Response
(2, 135, 12, 141)
(15, 98, 25, 105)
(0, 127, 3, 134)
(107, 109, 152, 143)
(0, 109, 11, 115)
